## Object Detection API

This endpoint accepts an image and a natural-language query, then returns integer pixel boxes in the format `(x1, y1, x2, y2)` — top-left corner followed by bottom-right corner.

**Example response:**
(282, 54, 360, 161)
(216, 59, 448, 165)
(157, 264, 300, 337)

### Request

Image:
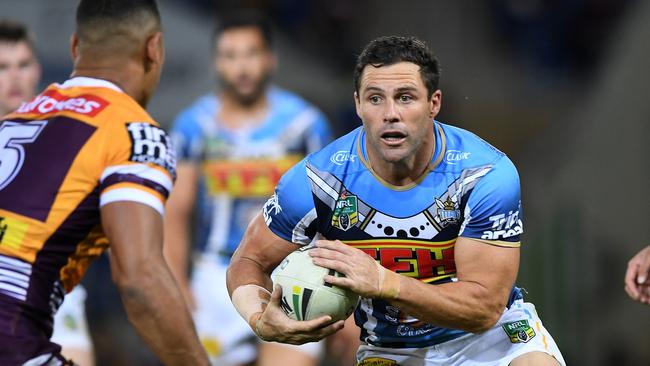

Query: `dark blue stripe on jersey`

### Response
(100, 173, 170, 199)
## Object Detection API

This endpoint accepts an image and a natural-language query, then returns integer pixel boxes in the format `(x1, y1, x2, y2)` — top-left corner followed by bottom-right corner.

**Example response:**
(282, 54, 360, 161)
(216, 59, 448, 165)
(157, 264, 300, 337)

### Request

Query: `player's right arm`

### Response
(103, 201, 209, 365)
(97, 117, 208, 365)
(227, 160, 345, 344)
(227, 214, 345, 345)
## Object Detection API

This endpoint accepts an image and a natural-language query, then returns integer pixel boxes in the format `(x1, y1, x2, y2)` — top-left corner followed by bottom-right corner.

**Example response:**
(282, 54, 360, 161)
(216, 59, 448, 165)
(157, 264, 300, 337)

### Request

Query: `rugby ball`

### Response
(273, 246, 359, 322)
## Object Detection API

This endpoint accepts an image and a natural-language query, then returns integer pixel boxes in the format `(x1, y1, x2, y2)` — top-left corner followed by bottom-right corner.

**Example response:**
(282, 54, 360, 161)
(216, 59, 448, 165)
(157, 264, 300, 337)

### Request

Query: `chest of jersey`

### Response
(306, 163, 490, 283)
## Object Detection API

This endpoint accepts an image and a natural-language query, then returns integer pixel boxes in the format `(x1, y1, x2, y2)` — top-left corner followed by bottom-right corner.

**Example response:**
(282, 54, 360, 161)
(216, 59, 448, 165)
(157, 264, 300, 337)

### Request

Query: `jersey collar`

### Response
(57, 77, 123, 93)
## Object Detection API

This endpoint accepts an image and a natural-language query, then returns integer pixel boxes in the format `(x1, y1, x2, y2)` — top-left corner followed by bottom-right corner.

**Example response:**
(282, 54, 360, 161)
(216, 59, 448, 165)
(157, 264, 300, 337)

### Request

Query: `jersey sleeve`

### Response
(98, 120, 177, 216)
(305, 110, 333, 154)
(263, 159, 317, 245)
(169, 108, 204, 162)
(458, 156, 523, 247)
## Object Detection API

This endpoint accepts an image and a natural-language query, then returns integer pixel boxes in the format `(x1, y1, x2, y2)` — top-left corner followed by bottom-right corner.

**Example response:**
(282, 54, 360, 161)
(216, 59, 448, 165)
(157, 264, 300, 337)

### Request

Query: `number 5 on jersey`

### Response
(0, 121, 48, 190)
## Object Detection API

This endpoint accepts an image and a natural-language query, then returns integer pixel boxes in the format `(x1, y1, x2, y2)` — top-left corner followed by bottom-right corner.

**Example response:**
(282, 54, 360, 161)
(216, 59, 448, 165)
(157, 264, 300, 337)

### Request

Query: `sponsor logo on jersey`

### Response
(126, 122, 176, 177)
(502, 319, 536, 343)
(347, 239, 456, 283)
(16, 90, 109, 117)
(330, 150, 357, 166)
(396, 323, 434, 337)
(202, 155, 302, 198)
(358, 357, 398, 366)
(445, 149, 471, 165)
(435, 197, 461, 227)
(262, 193, 282, 225)
(331, 191, 358, 231)
(481, 209, 523, 240)
(0, 216, 28, 250)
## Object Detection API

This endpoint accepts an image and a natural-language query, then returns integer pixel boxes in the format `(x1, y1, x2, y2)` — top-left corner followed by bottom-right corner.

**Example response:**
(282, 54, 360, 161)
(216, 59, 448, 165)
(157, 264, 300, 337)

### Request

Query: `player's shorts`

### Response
(356, 300, 565, 366)
(191, 256, 323, 365)
(51, 286, 93, 352)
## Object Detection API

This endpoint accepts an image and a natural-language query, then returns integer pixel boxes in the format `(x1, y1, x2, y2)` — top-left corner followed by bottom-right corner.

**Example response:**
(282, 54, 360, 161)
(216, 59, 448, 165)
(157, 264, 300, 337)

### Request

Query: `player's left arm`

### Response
(311, 156, 522, 333)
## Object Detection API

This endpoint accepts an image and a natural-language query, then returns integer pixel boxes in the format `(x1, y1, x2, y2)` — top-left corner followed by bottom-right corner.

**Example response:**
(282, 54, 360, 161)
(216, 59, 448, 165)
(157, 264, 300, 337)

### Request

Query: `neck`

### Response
(217, 90, 268, 128)
(71, 59, 145, 105)
(365, 134, 435, 187)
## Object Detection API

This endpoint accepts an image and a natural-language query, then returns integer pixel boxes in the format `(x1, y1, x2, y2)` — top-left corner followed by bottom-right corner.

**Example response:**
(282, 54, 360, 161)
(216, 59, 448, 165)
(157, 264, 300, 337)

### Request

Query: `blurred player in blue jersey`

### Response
(163, 12, 344, 366)
(0, 19, 95, 366)
(227, 36, 566, 365)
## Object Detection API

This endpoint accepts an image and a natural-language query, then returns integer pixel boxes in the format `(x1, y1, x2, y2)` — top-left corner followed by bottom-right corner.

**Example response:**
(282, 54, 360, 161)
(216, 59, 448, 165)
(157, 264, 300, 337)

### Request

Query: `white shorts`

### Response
(356, 300, 565, 366)
(191, 257, 323, 366)
(51, 285, 93, 351)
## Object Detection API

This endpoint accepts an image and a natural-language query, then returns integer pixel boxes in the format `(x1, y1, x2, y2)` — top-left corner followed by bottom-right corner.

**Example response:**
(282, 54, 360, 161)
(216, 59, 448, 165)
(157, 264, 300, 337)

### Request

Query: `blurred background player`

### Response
(0, 1, 208, 365)
(625, 245, 650, 305)
(163, 11, 351, 366)
(0, 18, 95, 366)
(0, 19, 41, 117)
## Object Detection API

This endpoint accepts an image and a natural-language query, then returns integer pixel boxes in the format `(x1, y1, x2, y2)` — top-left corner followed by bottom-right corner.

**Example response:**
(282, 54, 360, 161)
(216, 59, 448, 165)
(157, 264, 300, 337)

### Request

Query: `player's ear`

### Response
(354, 91, 362, 118)
(70, 33, 79, 61)
(429, 89, 442, 119)
(145, 31, 164, 71)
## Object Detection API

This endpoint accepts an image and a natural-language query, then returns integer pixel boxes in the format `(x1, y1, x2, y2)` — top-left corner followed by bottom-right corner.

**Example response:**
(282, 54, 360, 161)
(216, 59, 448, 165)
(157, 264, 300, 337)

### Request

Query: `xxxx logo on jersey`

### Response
(345, 239, 456, 282)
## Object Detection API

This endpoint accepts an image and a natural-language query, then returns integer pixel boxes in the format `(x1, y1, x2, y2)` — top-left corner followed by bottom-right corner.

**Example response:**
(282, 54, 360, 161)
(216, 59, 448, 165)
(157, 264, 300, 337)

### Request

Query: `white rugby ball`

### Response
(273, 246, 359, 322)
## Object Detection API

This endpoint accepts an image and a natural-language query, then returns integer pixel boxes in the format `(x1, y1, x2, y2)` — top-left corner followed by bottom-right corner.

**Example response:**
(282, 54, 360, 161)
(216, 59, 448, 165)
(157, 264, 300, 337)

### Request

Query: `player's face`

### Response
(355, 62, 441, 164)
(0, 41, 40, 115)
(214, 27, 275, 105)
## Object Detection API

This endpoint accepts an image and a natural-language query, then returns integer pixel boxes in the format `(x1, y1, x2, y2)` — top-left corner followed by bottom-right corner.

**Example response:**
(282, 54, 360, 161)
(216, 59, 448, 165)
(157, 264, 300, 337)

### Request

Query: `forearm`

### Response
(118, 264, 207, 365)
(389, 275, 507, 333)
(226, 255, 274, 330)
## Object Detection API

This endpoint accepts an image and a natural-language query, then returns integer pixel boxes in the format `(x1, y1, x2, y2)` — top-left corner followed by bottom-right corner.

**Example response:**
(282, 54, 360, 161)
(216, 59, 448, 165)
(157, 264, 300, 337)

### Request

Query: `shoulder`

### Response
(436, 121, 512, 172)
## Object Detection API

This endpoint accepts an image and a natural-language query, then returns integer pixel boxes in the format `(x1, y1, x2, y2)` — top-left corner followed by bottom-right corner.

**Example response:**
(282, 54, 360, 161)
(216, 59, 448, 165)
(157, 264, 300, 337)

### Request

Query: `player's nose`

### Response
(382, 99, 399, 123)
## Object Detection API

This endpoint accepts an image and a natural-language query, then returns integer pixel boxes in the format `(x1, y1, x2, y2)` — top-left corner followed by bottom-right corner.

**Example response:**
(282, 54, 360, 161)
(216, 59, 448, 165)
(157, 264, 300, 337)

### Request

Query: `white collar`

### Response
(57, 77, 123, 92)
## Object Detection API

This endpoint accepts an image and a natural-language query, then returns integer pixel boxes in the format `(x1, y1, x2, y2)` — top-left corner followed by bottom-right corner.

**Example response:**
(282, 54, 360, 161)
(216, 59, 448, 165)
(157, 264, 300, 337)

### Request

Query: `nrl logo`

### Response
(331, 191, 358, 231)
(435, 197, 461, 227)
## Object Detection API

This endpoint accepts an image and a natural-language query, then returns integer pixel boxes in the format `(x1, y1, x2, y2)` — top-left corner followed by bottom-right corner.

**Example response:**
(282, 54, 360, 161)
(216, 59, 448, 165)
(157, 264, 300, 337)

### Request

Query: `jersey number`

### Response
(0, 121, 48, 190)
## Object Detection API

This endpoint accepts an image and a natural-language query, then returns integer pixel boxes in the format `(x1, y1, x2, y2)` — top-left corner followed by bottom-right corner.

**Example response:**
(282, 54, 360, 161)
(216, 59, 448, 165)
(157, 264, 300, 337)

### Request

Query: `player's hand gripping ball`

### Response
(273, 246, 359, 322)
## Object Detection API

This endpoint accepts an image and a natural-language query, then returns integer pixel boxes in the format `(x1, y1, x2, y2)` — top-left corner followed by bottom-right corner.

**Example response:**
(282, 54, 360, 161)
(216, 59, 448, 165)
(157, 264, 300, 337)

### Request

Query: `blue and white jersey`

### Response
(264, 121, 524, 348)
(171, 86, 332, 264)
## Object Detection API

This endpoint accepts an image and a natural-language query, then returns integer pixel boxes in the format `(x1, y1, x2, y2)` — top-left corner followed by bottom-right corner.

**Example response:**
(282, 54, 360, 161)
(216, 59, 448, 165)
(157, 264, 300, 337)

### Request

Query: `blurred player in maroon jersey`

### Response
(0, 1, 208, 365)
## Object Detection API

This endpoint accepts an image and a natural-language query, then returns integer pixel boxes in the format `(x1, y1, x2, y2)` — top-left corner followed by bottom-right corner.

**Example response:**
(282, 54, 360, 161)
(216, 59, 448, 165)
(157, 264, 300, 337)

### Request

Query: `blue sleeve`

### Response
(263, 159, 317, 245)
(305, 111, 333, 154)
(459, 156, 523, 245)
(169, 109, 203, 162)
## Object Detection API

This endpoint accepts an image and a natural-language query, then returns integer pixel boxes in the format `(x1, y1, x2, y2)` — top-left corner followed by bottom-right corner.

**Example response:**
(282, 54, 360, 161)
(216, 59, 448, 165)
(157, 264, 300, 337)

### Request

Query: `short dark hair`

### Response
(76, 0, 161, 42)
(213, 11, 273, 49)
(0, 19, 35, 48)
(354, 36, 440, 98)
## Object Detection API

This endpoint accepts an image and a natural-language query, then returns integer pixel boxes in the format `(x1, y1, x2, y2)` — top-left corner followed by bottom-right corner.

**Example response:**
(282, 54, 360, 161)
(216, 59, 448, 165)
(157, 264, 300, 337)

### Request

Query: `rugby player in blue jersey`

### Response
(163, 12, 353, 366)
(227, 36, 566, 365)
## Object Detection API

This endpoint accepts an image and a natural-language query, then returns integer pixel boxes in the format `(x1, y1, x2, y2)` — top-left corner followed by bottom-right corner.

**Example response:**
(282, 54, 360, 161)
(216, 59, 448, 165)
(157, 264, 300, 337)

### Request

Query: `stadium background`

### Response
(1, 0, 648, 365)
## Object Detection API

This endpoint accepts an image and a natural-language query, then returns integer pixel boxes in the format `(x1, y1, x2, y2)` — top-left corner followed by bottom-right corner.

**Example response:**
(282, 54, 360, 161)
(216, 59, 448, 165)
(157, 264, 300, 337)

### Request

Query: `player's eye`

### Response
(398, 94, 413, 103)
(369, 95, 382, 104)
